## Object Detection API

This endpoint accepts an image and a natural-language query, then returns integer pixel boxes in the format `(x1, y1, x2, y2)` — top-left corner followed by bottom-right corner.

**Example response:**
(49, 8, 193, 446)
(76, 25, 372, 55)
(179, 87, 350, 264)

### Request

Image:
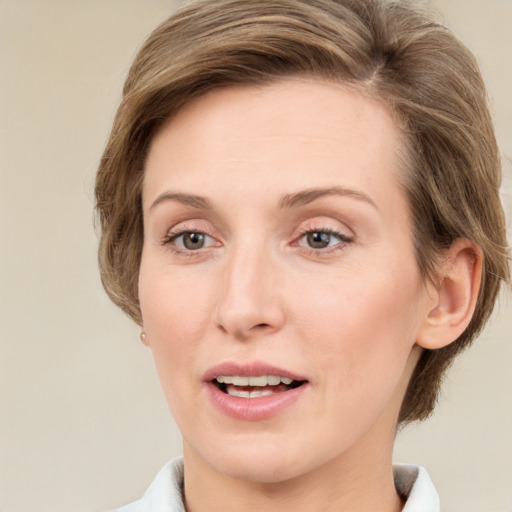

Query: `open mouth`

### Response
(213, 375, 306, 398)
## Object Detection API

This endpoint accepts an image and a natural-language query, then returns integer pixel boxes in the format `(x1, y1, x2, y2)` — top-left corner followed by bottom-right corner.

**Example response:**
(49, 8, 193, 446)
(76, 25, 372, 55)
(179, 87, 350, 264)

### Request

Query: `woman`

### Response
(95, 0, 510, 510)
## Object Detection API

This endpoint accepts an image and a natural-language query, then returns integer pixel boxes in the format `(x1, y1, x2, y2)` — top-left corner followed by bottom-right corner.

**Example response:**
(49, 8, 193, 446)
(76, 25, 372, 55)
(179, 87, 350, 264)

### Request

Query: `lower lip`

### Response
(205, 382, 308, 421)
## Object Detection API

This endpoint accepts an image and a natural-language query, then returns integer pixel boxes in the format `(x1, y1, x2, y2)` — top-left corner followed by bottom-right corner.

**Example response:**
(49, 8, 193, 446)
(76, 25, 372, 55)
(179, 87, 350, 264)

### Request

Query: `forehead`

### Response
(143, 77, 406, 214)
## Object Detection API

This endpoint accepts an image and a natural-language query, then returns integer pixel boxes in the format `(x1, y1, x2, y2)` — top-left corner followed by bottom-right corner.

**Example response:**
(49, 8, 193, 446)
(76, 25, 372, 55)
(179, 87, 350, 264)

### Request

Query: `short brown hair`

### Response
(95, 0, 510, 424)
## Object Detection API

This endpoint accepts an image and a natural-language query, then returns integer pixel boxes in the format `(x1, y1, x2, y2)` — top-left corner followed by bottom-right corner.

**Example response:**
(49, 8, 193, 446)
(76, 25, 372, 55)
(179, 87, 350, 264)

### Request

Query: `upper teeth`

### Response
(216, 375, 294, 386)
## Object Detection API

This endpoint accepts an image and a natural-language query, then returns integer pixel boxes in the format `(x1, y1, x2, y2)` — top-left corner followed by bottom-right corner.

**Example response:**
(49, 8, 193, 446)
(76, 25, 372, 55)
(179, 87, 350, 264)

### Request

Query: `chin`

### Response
(189, 431, 326, 485)
(215, 455, 305, 484)
(183, 432, 303, 483)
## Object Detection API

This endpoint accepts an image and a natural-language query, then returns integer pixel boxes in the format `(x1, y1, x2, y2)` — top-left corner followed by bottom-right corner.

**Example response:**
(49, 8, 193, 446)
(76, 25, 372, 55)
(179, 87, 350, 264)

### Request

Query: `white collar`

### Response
(394, 463, 440, 512)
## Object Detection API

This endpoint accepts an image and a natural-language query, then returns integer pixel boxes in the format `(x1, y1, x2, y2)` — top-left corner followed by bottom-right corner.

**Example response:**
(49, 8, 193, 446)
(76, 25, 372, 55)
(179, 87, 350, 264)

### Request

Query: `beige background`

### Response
(0, 1, 510, 511)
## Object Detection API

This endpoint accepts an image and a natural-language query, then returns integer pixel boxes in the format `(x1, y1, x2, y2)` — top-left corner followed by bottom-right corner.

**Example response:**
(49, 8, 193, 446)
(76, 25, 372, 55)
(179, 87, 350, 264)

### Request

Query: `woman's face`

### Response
(139, 78, 434, 483)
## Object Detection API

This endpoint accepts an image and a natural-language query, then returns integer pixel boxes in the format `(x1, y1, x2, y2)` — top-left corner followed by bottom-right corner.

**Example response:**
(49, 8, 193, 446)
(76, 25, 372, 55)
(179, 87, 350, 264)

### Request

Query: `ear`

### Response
(417, 239, 482, 350)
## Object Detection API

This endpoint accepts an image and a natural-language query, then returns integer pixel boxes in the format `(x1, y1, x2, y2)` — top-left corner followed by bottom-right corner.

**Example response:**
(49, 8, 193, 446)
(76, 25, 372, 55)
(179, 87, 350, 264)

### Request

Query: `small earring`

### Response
(140, 332, 147, 343)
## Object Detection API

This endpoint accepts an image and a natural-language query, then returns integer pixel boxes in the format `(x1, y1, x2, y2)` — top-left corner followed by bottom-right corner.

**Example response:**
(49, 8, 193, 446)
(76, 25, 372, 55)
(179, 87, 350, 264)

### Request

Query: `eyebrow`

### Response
(149, 186, 377, 212)
(149, 192, 213, 212)
(279, 186, 377, 210)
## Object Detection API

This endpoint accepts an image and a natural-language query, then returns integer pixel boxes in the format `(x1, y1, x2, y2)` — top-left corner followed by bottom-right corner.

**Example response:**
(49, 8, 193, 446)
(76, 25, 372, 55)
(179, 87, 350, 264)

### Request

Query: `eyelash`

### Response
(160, 226, 215, 257)
(294, 228, 353, 257)
(160, 226, 353, 258)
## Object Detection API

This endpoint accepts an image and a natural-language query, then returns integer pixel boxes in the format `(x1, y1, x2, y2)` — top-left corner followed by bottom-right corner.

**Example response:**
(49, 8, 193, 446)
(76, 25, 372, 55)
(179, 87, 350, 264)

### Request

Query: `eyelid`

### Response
(164, 229, 213, 245)
(294, 228, 352, 247)
(290, 216, 355, 256)
(160, 218, 217, 240)
(296, 227, 352, 243)
(293, 215, 353, 238)
(160, 221, 222, 255)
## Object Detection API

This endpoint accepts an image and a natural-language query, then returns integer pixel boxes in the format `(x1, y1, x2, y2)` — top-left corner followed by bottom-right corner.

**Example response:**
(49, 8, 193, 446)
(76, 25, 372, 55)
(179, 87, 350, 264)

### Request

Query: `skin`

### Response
(138, 78, 478, 512)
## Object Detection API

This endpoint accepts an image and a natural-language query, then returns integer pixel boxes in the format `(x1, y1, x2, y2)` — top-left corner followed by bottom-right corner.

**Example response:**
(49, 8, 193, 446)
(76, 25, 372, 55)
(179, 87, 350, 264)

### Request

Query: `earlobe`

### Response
(417, 239, 482, 350)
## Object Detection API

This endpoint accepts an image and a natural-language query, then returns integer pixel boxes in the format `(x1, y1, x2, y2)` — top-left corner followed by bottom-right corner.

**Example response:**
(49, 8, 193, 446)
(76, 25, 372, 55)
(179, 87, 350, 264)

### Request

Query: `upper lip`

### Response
(202, 361, 307, 382)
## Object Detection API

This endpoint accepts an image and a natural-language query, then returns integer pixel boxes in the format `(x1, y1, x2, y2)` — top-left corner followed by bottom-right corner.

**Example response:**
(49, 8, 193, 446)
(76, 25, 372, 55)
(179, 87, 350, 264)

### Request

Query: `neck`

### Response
(183, 420, 403, 512)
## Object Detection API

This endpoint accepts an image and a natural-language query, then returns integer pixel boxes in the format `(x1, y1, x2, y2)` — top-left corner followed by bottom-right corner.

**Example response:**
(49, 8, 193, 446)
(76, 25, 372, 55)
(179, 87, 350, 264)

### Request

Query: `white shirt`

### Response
(112, 457, 440, 512)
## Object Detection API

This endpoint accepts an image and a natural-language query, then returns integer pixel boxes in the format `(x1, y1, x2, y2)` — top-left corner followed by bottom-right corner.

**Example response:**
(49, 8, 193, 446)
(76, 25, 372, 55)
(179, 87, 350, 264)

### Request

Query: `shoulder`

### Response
(111, 457, 185, 512)
(393, 464, 440, 512)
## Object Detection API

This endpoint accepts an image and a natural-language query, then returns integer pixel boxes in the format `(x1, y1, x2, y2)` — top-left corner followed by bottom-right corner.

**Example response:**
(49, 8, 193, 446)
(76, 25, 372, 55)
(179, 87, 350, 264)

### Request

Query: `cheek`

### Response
(138, 262, 215, 387)
(290, 263, 423, 382)
(139, 258, 213, 333)
(139, 273, 208, 427)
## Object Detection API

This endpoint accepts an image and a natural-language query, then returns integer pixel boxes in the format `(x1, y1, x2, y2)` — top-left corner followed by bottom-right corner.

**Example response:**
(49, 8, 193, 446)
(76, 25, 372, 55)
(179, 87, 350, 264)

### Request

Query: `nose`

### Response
(214, 245, 285, 341)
